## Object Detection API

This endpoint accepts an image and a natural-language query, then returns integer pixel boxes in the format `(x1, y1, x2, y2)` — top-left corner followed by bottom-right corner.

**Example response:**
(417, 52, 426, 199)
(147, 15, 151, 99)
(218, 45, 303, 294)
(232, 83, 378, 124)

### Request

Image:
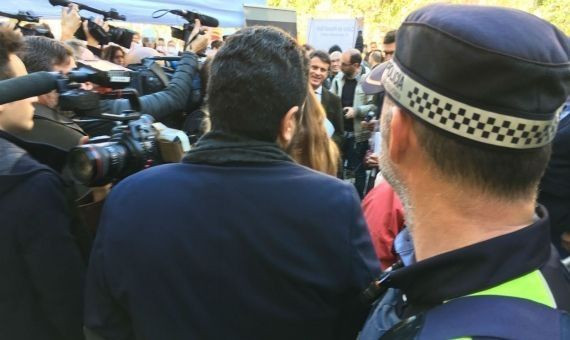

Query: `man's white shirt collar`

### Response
(314, 85, 323, 103)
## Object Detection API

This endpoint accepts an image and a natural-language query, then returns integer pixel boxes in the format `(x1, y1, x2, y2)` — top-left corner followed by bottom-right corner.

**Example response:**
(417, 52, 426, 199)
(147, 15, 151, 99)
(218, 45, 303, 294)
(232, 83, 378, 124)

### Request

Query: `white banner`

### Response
(307, 18, 358, 52)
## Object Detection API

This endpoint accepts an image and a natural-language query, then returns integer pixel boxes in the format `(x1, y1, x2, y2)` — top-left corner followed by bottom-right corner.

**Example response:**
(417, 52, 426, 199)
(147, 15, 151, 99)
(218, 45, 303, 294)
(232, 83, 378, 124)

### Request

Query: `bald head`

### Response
(341, 48, 362, 78)
(343, 49, 362, 65)
(125, 46, 161, 65)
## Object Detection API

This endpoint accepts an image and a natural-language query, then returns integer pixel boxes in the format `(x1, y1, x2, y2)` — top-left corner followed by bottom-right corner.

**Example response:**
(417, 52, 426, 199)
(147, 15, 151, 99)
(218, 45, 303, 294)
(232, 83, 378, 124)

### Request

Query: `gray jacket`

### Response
(330, 69, 377, 142)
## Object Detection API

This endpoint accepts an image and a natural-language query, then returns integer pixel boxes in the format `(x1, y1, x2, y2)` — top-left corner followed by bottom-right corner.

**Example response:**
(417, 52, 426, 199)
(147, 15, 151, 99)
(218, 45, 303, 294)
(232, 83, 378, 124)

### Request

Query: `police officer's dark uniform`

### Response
(359, 4, 570, 339)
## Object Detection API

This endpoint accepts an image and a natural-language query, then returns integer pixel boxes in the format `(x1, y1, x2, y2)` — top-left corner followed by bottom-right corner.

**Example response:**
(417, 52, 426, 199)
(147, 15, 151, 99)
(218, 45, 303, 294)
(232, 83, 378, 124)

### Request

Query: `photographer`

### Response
(0, 27, 85, 340)
(110, 20, 206, 117)
(16, 36, 87, 151)
(82, 20, 207, 136)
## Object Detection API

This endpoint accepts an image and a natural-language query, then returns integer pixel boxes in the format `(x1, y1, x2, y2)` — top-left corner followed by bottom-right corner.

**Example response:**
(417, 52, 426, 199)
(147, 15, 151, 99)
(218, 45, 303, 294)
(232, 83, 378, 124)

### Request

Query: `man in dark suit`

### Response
(309, 50, 344, 149)
(84, 26, 380, 340)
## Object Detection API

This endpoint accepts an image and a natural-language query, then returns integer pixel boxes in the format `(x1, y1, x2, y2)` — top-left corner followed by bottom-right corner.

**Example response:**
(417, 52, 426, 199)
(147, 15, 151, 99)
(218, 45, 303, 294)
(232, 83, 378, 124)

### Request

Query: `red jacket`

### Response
(362, 181, 405, 270)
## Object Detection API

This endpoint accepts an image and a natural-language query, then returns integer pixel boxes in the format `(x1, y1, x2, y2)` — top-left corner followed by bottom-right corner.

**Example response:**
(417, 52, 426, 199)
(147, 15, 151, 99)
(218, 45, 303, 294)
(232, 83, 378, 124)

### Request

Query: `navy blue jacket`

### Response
(0, 132, 85, 340)
(85, 161, 380, 340)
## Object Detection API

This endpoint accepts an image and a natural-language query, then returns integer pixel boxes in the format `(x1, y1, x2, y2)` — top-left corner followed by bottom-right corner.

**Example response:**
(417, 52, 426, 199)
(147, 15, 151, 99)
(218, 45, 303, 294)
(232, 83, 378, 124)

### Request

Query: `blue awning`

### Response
(0, 0, 267, 27)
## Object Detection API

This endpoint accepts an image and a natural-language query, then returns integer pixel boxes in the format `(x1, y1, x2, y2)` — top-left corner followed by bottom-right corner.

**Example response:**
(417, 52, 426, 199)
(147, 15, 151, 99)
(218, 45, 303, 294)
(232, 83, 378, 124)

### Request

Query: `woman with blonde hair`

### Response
(287, 88, 340, 176)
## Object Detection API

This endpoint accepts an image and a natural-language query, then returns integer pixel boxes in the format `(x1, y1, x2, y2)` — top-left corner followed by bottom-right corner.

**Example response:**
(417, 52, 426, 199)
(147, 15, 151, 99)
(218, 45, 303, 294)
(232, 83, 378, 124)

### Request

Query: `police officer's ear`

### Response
(277, 106, 299, 147)
(388, 105, 418, 165)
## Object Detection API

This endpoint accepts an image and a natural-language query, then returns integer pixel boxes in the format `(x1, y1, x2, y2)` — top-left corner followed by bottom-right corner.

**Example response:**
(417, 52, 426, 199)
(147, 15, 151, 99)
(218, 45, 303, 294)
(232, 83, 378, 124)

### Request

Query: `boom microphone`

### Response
(48, 0, 126, 21)
(0, 72, 59, 105)
(0, 10, 40, 22)
(170, 10, 219, 27)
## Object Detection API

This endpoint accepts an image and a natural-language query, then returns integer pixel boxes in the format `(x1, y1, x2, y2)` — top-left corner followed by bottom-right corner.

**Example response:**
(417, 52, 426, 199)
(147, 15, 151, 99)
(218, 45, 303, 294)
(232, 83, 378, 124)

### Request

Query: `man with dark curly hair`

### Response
(84, 26, 379, 340)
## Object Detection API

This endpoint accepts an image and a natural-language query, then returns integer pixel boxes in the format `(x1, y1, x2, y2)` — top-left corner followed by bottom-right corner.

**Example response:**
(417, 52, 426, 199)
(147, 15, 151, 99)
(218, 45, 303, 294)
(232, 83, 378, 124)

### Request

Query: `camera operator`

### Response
(55, 6, 207, 134)
(15, 36, 87, 150)
(0, 27, 85, 340)
(80, 17, 107, 58)
(89, 19, 207, 135)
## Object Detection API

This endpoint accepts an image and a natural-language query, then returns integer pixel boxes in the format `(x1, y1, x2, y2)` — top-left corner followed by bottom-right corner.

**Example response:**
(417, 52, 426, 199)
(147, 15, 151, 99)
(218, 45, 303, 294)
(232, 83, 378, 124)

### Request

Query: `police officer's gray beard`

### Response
(379, 113, 414, 229)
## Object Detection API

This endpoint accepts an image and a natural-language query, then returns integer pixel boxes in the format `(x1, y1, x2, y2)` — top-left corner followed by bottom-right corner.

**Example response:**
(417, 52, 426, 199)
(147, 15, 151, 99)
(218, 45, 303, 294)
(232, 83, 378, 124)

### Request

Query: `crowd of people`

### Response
(0, 2, 569, 340)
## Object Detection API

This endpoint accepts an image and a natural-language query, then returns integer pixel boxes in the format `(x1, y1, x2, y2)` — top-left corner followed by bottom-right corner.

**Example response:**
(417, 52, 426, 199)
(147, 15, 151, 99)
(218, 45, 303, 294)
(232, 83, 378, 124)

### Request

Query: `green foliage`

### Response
(268, 0, 569, 42)
(535, 0, 570, 34)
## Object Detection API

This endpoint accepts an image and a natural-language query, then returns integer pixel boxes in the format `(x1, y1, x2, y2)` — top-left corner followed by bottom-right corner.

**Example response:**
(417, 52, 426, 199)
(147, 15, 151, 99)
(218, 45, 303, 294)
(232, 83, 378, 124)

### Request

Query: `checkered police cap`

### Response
(382, 4, 570, 149)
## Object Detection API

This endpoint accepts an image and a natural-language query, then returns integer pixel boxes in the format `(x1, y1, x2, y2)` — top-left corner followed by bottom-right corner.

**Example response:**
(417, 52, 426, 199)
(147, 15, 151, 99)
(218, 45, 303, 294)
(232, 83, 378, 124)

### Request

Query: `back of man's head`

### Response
(0, 27, 23, 81)
(125, 46, 160, 65)
(208, 26, 308, 142)
(18, 36, 72, 73)
(380, 5, 570, 201)
(369, 51, 383, 65)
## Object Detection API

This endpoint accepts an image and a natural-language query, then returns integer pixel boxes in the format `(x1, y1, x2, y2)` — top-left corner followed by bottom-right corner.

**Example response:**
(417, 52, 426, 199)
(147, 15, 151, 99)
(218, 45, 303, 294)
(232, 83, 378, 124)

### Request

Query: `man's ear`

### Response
(388, 106, 415, 164)
(277, 106, 299, 145)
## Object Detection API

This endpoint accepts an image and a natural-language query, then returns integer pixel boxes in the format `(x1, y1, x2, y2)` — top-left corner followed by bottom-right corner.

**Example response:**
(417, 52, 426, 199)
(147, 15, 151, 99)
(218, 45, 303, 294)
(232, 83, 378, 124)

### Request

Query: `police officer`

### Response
(359, 4, 570, 338)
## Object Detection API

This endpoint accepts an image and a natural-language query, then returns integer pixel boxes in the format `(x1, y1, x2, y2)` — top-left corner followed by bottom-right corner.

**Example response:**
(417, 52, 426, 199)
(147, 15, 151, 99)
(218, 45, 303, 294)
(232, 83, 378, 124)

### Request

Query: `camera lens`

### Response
(110, 27, 135, 49)
(68, 142, 128, 186)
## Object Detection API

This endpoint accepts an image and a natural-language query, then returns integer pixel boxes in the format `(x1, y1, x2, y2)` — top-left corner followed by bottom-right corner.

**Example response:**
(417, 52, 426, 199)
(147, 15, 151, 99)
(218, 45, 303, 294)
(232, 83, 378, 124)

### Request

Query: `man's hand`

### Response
(361, 119, 378, 132)
(186, 19, 209, 54)
(344, 107, 355, 119)
(3, 20, 18, 31)
(61, 4, 81, 41)
(561, 231, 570, 252)
(365, 153, 379, 168)
(189, 33, 209, 54)
(83, 21, 98, 47)
(83, 17, 106, 47)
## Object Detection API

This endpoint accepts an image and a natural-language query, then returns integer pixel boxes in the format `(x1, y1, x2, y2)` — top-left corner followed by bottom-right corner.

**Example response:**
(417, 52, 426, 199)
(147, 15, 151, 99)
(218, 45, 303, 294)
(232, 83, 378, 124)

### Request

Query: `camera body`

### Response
(127, 56, 203, 116)
(68, 114, 190, 186)
(19, 24, 54, 38)
(127, 58, 173, 96)
(0, 10, 54, 38)
(58, 61, 132, 116)
(69, 114, 160, 186)
(74, 17, 134, 48)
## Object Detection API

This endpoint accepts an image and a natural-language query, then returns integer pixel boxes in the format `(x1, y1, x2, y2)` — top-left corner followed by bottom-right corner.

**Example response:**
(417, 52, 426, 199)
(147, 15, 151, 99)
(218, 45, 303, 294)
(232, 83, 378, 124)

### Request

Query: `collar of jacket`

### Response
(34, 103, 62, 121)
(183, 130, 294, 166)
(385, 205, 552, 307)
(33, 103, 86, 133)
(0, 130, 68, 173)
(342, 72, 362, 83)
